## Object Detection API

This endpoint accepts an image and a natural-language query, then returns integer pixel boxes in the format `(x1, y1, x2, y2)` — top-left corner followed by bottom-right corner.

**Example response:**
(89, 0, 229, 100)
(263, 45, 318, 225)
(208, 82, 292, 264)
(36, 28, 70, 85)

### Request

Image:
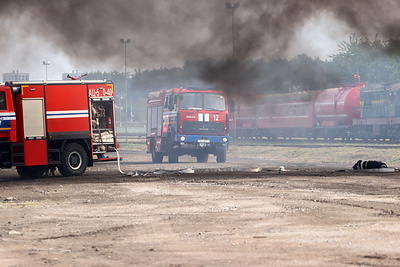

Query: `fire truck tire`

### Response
(168, 150, 179, 163)
(16, 166, 49, 179)
(58, 143, 88, 177)
(152, 149, 163, 163)
(167, 138, 179, 163)
(196, 152, 209, 163)
(216, 148, 227, 163)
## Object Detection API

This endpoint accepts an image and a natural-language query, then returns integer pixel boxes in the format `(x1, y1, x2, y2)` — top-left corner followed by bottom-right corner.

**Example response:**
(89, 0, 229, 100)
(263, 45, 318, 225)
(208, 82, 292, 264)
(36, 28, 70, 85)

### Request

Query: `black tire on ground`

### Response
(216, 147, 227, 163)
(168, 149, 179, 163)
(167, 139, 179, 163)
(196, 152, 209, 163)
(58, 143, 88, 177)
(151, 147, 163, 163)
(16, 166, 49, 179)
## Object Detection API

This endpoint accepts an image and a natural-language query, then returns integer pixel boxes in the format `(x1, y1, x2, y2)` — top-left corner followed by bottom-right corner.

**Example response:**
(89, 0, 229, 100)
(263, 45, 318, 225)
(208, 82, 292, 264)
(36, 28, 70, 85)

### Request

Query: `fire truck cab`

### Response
(147, 88, 230, 163)
(0, 80, 118, 178)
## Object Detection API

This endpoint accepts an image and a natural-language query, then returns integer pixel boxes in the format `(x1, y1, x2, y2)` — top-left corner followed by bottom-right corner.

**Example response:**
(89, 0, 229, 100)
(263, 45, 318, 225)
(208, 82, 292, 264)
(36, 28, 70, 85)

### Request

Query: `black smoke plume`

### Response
(2, 0, 400, 93)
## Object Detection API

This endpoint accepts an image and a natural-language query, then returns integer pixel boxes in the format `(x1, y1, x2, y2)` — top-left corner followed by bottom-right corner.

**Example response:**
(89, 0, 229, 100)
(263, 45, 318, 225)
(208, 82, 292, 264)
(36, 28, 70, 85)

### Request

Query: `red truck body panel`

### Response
(24, 139, 48, 166)
(45, 84, 90, 136)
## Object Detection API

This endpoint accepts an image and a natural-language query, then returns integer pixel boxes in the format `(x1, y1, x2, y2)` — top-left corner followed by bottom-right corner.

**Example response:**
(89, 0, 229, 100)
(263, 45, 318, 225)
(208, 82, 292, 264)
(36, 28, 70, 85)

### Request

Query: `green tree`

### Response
(330, 35, 400, 84)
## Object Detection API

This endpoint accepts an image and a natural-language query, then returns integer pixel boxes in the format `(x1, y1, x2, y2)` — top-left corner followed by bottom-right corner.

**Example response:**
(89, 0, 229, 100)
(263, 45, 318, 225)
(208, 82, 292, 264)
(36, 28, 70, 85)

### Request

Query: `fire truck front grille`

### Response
(182, 121, 225, 135)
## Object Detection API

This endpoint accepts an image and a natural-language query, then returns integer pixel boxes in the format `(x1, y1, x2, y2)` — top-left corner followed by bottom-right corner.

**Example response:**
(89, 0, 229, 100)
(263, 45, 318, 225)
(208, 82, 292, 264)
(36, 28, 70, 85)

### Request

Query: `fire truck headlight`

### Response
(222, 137, 228, 142)
(180, 136, 186, 141)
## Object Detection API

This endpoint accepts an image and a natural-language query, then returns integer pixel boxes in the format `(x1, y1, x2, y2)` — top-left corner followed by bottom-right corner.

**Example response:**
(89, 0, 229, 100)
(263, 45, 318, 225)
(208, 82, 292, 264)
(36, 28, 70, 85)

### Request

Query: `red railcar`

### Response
(234, 84, 364, 139)
(236, 91, 318, 138)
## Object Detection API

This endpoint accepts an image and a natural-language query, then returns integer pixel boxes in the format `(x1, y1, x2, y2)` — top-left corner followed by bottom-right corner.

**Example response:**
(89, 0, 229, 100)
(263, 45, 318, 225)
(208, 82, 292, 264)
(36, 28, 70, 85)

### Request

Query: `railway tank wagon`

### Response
(314, 84, 364, 139)
(352, 83, 400, 140)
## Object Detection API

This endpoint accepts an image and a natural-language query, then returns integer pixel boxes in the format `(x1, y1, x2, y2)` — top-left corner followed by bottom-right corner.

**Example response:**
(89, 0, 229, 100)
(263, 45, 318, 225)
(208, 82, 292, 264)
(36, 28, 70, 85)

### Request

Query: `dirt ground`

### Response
(1, 146, 400, 266)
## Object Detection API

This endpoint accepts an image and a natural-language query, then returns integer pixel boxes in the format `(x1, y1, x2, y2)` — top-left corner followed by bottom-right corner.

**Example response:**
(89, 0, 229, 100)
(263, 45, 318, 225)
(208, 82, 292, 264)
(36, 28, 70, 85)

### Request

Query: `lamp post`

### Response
(120, 38, 131, 141)
(226, 2, 240, 141)
(42, 61, 50, 80)
(225, 2, 240, 61)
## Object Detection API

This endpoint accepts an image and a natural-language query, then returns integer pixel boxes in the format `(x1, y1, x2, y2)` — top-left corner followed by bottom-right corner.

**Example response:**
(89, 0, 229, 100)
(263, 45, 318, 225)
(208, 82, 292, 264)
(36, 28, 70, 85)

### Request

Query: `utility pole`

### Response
(120, 38, 131, 141)
(226, 2, 240, 141)
(42, 61, 50, 80)
(226, 2, 240, 60)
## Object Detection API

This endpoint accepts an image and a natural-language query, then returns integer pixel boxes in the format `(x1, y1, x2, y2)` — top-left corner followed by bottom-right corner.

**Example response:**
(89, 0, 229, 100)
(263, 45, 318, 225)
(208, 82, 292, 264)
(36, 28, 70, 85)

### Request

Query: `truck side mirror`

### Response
(164, 96, 169, 109)
(168, 95, 174, 110)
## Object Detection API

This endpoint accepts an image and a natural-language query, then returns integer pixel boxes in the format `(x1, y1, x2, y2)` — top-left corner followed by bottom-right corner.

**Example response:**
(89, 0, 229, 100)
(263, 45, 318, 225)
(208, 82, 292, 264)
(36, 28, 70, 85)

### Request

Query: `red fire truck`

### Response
(146, 88, 231, 163)
(0, 80, 118, 178)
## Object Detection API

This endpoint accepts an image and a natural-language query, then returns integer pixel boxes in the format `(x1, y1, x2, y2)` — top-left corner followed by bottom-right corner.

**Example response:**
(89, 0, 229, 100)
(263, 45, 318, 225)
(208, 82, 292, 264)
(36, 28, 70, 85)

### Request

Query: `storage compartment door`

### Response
(23, 98, 46, 139)
(22, 98, 48, 165)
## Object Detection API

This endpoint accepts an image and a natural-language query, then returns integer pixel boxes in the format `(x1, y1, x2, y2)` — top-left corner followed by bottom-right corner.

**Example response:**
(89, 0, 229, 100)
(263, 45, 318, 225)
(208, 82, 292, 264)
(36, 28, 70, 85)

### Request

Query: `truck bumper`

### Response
(175, 134, 230, 148)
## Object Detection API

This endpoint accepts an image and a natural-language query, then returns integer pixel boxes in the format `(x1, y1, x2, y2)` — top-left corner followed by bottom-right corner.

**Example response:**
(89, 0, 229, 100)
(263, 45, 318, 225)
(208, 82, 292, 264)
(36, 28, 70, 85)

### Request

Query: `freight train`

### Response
(233, 80, 400, 141)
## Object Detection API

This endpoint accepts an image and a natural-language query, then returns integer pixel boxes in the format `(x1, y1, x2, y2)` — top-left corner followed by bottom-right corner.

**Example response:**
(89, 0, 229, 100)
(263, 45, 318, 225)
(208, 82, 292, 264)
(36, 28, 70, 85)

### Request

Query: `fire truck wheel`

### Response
(196, 152, 209, 163)
(59, 143, 88, 177)
(16, 166, 49, 179)
(151, 149, 163, 163)
(216, 148, 227, 163)
(167, 138, 179, 163)
(168, 150, 179, 163)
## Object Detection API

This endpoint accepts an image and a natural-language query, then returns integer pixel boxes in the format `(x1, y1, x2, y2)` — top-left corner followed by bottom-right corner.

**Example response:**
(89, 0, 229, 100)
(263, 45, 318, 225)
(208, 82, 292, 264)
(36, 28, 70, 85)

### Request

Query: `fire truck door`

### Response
(22, 98, 48, 166)
(0, 90, 16, 140)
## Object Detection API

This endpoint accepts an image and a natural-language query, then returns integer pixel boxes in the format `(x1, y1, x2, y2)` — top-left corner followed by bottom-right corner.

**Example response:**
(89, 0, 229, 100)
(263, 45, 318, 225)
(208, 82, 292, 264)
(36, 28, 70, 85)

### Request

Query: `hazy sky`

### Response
(1, 0, 399, 81)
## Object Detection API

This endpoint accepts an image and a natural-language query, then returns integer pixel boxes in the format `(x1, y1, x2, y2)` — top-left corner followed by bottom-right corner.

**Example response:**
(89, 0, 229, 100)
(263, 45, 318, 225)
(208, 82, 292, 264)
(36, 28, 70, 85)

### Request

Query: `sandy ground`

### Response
(1, 147, 400, 266)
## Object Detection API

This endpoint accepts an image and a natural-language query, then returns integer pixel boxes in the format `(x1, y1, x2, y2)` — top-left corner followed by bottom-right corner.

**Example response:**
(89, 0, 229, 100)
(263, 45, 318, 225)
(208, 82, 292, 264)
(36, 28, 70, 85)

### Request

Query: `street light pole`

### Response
(120, 38, 131, 142)
(226, 2, 240, 61)
(226, 2, 240, 141)
(42, 61, 50, 80)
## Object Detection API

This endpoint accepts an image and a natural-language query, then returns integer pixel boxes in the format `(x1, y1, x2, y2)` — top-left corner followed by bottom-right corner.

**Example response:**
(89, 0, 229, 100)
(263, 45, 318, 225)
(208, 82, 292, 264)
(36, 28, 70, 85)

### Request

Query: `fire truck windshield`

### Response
(180, 92, 226, 111)
(204, 93, 226, 111)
